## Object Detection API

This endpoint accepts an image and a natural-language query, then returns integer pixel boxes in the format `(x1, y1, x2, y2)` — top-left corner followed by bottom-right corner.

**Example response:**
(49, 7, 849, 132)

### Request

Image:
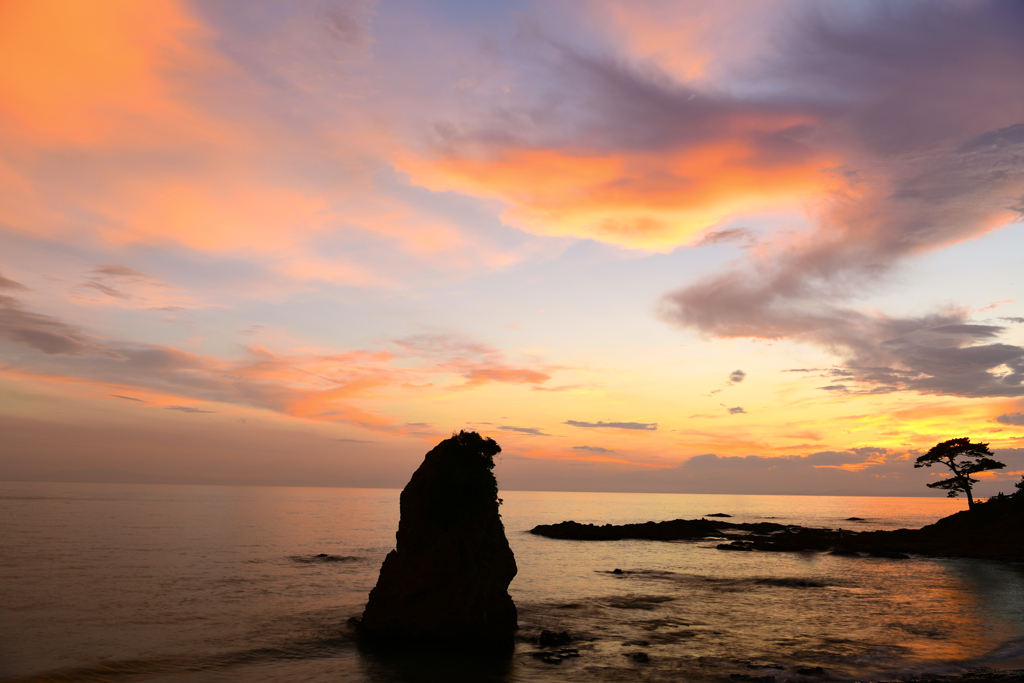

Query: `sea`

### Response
(2, 482, 1023, 682)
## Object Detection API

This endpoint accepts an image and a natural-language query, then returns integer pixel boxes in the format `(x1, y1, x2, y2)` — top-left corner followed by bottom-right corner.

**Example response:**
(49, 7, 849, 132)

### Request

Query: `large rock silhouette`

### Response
(359, 431, 517, 648)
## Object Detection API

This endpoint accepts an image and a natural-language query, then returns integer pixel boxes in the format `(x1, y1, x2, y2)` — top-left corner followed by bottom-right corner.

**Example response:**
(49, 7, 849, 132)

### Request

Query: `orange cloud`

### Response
(460, 367, 551, 386)
(0, 0, 215, 146)
(398, 139, 838, 251)
(0, 0, 520, 285)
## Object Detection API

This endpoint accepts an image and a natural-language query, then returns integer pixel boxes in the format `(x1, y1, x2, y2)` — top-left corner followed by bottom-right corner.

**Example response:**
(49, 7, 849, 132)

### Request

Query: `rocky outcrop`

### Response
(531, 518, 792, 541)
(358, 431, 517, 649)
(530, 492, 1024, 561)
(843, 492, 1024, 561)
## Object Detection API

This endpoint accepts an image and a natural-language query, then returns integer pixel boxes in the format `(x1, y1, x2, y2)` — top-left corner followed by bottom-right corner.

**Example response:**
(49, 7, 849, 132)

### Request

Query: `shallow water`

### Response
(2, 483, 1023, 682)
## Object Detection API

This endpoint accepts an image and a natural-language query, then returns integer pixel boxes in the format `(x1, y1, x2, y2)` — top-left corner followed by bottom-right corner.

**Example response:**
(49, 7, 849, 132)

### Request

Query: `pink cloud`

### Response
(0, 291, 556, 435)
(0, 0, 532, 297)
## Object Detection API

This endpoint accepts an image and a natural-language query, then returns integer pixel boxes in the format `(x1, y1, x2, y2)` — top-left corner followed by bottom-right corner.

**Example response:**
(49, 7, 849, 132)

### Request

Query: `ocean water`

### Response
(2, 482, 1023, 682)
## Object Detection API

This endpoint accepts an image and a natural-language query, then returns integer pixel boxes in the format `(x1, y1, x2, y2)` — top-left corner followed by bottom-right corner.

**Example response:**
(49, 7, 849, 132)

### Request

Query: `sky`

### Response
(1, 0, 1023, 496)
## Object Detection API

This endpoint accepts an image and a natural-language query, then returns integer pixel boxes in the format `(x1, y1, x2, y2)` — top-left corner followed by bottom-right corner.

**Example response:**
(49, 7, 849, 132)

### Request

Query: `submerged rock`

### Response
(292, 553, 359, 563)
(532, 647, 579, 664)
(539, 630, 572, 647)
(358, 431, 517, 648)
(718, 541, 754, 551)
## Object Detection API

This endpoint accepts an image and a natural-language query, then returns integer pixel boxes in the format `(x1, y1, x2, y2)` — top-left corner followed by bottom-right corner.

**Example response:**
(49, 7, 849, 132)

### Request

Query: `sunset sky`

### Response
(2, 0, 1023, 495)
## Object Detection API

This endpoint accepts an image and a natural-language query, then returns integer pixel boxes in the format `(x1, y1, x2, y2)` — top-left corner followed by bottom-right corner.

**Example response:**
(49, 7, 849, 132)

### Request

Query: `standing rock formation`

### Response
(359, 431, 517, 648)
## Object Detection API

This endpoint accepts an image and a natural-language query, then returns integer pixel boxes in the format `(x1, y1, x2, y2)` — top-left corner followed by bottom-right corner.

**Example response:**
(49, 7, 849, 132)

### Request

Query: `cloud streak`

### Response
(0, 294, 94, 356)
(565, 420, 657, 430)
(573, 445, 614, 453)
(166, 405, 216, 414)
(694, 227, 757, 249)
(76, 264, 174, 303)
(0, 273, 27, 291)
(0, 292, 559, 437)
(394, 333, 553, 388)
(498, 426, 548, 436)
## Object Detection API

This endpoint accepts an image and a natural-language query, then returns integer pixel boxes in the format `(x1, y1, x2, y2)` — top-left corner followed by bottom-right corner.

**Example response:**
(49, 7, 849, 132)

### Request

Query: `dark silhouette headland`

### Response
(530, 490, 1024, 561)
(355, 431, 518, 650)
(532, 438, 1024, 562)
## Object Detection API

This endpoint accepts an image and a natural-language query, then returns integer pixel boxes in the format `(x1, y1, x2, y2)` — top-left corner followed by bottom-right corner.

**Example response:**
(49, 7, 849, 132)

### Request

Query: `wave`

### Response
(596, 568, 848, 590)
(2, 629, 359, 682)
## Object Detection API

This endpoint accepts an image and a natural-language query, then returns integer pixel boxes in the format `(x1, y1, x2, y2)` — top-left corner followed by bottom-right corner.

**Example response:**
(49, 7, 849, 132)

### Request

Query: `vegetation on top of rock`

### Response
(914, 438, 1005, 509)
(426, 430, 502, 528)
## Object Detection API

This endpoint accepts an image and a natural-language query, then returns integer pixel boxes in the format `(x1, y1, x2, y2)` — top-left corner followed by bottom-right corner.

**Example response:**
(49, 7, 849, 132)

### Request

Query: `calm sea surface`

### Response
(2, 482, 1023, 682)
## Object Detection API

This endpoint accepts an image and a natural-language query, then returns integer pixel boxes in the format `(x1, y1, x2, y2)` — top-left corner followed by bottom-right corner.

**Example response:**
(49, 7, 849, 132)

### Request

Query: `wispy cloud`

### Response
(499, 426, 548, 436)
(394, 332, 553, 388)
(0, 294, 559, 437)
(166, 405, 216, 414)
(0, 293, 93, 355)
(0, 273, 27, 291)
(76, 264, 174, 303)
(565, 420, 657, 430)
(573, 445, 614, 453)
(694, 227, 757, 249)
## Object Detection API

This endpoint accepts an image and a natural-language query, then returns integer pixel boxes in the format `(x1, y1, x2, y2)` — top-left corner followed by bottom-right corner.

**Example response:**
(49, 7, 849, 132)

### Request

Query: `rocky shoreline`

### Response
(529, 492, 1024, 562)
(517, 624, 1024, 682)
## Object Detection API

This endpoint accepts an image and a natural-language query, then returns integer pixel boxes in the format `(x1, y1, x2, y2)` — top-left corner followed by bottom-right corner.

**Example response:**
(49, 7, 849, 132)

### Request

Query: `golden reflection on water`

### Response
(503, 490, 1021, 679)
